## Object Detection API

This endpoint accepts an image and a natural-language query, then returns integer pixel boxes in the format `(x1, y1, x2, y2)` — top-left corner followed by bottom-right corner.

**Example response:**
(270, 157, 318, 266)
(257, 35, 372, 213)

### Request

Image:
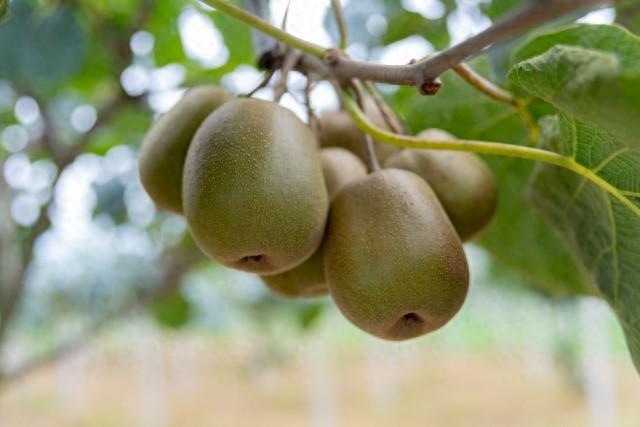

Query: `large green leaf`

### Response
(391, 58, 592, 295)
(510, 24, 640, 371)
(0, 0, 88, 89)
(530, 116, 640, 371)
(510, 24, 640, 147)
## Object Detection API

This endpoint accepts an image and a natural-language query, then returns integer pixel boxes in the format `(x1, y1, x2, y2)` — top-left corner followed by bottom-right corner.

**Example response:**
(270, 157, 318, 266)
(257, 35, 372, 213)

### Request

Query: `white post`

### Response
(579, 297, 617, 427)
(300, 333, 340, 427)
(131, 321, 168, 427)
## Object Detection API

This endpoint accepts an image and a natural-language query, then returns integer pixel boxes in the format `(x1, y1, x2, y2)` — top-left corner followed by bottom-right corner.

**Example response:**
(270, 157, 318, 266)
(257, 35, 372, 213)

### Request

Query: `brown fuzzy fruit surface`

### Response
(183, 98, 328, 275)
(316, 97, 398, 163)
(138, 85, 231, 213)
(259, 147, 368, 298)
(385, 129, 498, 241)
(325, 169, 469, 340)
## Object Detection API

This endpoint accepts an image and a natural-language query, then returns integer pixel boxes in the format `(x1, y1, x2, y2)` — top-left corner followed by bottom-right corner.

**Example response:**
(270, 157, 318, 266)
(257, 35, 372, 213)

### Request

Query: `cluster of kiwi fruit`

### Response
(139, 84, 498, 341)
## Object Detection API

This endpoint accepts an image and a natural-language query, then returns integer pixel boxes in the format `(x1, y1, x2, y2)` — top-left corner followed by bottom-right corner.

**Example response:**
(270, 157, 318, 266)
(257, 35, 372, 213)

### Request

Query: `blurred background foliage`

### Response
(1, 0, 640, 425)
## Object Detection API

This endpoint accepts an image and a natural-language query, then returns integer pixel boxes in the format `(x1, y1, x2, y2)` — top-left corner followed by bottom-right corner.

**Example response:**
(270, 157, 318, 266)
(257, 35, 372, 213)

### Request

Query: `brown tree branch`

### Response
(416, 0, 607, 80)
(0, 0, 152, 360)
(223, 0, 609, 92)
(0, 246, 202, 386)
(350, 80, 380, 172)
(330, 0, 348, 49)
(364, 81, 407, 135)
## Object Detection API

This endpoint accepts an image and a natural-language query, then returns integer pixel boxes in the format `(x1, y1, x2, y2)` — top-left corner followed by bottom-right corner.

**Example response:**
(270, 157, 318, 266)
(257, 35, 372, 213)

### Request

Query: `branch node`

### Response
(419, 79, 442, 96)
(324, 48, 344, 66)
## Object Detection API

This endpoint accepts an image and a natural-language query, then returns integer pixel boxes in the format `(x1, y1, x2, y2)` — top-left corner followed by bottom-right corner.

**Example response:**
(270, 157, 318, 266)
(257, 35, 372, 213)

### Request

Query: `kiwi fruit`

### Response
(316, 97, 398, 164)
(139, 85, 231, 213)
(261, 249, 327, 298)
(384, 129, 498, 241)
(320, 147, 368, 199)
(260, 148, 367, 298)
(324, 168, 469, 340)
(183, 98, 328, 275)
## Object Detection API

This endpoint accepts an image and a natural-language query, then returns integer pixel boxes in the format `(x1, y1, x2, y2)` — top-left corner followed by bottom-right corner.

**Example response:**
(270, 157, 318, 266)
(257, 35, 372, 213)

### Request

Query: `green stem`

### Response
(201, 0, 327, 58)
(343, 94, 640, 217)
(514, 100, 541, 145)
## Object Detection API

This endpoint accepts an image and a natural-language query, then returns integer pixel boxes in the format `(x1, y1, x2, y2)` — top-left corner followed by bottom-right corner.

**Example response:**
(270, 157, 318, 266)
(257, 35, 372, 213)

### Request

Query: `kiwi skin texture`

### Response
(320, 147, 368, 200)
(261, 248, 327, 298)
(138, 85, 231, 214)
(316, 97, 398, 163)
(384, 128, 498, 242)
(260, 148, 367, 298)
(324, 168, 469, 341)
(183, 98, 328, 275)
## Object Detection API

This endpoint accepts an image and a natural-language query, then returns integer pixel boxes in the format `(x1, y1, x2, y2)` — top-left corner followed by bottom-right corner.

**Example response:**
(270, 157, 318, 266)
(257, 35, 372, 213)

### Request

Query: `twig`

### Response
(331, 0, 348, 49)
(203, 0, 608, 91)
(202, 0, 326, 57)
(364, 81, 406, 135)
(452, 64, 540, 144)
(303, 74, 318, 134)
(242, 69, 276, 97)
(453, 63, 516, 105)
(350, 80, 380, 172)
(273, 49, 302, 102)
(415, 0, 608, 80)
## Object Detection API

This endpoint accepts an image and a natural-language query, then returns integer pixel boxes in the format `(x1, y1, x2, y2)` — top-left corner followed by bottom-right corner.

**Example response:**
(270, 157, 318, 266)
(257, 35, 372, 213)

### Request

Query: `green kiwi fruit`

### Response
(138, 85, 231, 213)
(384, 129, 498, 241)
(260, 147, 367, 298)
(316, 97, 398, 164)
(324, 168, 469, 340)
(183, 98, 328, 275)
(320, 147, 368, 199)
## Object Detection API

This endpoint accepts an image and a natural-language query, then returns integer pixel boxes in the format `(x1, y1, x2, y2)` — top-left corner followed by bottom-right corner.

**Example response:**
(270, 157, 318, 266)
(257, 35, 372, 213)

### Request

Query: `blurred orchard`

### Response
(0, 0, 639, 426)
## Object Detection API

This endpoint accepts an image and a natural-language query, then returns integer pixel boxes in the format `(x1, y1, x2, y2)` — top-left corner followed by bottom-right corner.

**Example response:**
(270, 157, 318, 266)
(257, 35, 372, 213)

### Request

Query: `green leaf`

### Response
(148, 0, 186, 66)
(0, 0, 88, 89)
(292, 302, 325, 332)
(88, 105, 153, 155)
(481, 0, 524, 20)
(509, 24, 640, 147)
(510, 24, 640, 371)
(530, 115, 640, 371)
(382, 11, 451, 51)
(0, 0, 9, 22)
(391, 57, 592, 295)
(151, 290, 192, 329)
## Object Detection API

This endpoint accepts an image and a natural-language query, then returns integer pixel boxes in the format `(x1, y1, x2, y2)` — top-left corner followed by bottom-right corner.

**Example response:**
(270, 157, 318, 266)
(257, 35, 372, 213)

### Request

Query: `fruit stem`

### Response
(452, 64, 540, 145)
(350, 80, 382, 172)
(364, 81, 407, 135)
(331, 0, 348, 50)
(453, 64, 515, 104)
(343, 93, 640, 216)
(201, 0, 327, 58)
